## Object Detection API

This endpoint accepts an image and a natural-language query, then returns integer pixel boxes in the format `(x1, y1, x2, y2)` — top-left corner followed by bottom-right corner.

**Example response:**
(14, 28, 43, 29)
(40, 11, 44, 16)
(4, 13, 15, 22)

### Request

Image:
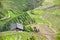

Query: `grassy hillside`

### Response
(27, 4, 60, 30)
(0, 31, 46, 40)
(0, 0, 60, 40)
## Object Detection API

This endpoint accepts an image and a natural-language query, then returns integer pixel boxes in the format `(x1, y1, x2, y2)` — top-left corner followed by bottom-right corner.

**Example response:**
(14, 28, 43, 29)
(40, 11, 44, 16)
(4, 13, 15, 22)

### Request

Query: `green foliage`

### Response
(54, 35, 60, 40)
(0, 2, 2, 8)
(52, 10, 60, 15)
(0, 10, 35, 26)
(0, 32, 41, 40)
(52, 0, 60, 5)
(0, 0, 60, 40)
(30, 36, 36, 40)
(0, 0, 43, 27)
(43, 0, 60, 5)
(24, 25, 33, 32)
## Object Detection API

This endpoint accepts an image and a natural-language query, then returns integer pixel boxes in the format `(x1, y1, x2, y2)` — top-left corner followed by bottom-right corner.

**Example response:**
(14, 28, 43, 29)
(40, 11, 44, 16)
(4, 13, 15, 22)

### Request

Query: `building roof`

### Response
(10, 23, 23, 30)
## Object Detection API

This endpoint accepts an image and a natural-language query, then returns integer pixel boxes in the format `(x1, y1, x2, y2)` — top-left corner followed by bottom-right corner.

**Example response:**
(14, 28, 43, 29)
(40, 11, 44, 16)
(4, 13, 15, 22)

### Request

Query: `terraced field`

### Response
(0, 31, 46, 40)
(0, 0, 60, 40)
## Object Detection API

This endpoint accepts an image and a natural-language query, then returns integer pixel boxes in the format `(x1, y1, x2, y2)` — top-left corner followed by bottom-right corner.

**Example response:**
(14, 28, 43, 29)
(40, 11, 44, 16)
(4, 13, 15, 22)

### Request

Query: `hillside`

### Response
(0, 0, 60, 40)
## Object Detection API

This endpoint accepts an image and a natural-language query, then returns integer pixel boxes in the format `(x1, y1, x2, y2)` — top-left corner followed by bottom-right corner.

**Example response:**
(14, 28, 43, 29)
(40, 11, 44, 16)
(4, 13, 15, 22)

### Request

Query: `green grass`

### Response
(27, 5, 60, 29)
(0, 31, 46, 40)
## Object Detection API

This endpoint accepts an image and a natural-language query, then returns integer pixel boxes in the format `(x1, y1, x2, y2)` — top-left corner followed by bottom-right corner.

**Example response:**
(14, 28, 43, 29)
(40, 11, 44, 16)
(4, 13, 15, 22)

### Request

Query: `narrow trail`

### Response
(0, 14, 11, 20)
(34, 4, 60, 10)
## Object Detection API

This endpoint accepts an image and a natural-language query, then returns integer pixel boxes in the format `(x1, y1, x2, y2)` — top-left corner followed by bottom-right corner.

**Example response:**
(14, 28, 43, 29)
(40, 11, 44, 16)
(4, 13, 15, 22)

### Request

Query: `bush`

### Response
(23, 25, 33, 32)
(30, 36, 36, 40)
(54, 35, 60, 40)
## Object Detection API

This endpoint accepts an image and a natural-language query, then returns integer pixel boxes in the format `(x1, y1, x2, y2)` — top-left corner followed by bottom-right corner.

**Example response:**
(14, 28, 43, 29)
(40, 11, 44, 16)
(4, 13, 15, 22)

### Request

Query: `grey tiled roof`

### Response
(10, 23, 23, 30)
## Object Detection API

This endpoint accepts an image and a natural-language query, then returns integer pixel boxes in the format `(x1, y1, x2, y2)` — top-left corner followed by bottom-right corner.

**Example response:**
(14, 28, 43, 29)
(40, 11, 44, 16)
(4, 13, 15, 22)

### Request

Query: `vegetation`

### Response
(0, 0, 60, 40)
(0, 31, 46, 40)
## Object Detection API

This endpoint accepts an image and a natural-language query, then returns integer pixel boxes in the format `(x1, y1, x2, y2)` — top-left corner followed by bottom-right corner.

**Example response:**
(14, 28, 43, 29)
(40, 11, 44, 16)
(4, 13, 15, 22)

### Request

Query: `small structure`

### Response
(10, 23, 23, 31)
